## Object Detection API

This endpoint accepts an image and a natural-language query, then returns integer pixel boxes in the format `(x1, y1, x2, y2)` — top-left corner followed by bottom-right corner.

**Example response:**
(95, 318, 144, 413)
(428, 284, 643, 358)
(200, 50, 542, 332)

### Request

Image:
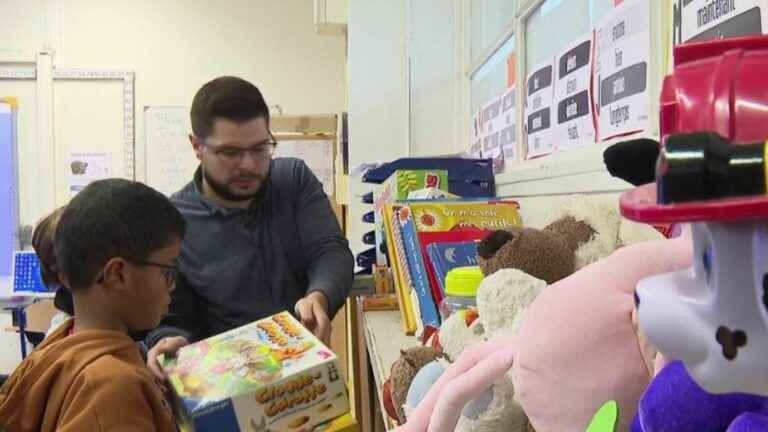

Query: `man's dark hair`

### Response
(190, 76, 270, 140)
(55, 178, 186, 290)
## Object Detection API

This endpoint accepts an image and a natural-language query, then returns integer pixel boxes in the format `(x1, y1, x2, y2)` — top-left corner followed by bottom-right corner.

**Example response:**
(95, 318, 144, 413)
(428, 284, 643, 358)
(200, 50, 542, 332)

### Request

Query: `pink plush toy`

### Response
(397, 227, 693, 432)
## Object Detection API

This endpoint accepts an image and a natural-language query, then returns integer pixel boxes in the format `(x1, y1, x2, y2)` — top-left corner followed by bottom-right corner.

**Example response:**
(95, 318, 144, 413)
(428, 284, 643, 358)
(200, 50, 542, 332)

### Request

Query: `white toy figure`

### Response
(622, 131, 768, 396)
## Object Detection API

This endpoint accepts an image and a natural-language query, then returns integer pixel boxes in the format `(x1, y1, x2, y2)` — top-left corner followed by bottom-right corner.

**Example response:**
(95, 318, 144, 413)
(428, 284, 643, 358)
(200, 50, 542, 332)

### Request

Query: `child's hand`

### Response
(147, 336, 190, 381)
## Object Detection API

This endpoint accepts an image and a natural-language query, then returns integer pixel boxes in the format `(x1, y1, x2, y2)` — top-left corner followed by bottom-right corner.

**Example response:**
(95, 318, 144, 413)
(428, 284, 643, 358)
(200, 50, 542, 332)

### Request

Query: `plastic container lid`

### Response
(445, 266, 484, 297)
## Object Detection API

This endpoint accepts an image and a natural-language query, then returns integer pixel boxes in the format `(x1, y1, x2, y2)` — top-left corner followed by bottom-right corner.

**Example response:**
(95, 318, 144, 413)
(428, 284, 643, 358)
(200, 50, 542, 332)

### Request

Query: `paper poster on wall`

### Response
(500, 86, 517, 160)
(68, 152, 112, 197)
(596, 0, 650, 140)
(525, 60, 555, 159)
(273, 140, 335, 193)
(470, 109, 482, 158)
(480, 95, 504, 160)
(144, 106, 197, 197)
(674, 0, 767, 45)
(553, 34, 595, 151)
(480, 95, 504, 136)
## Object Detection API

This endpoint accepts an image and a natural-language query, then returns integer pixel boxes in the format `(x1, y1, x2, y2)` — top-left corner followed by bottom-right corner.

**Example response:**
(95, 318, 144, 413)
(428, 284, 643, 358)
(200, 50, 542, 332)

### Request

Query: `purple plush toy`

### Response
(632, 361, 768, 432)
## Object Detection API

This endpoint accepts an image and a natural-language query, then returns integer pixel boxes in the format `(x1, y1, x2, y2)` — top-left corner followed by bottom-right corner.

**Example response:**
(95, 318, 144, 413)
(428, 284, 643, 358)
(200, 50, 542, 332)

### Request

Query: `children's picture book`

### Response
(397, 206, 441, 330)
(418, 230, 490, 304)
(409, 201, 523, 232)
(427, 241, 481, 296)
(383, 204, 419, 335)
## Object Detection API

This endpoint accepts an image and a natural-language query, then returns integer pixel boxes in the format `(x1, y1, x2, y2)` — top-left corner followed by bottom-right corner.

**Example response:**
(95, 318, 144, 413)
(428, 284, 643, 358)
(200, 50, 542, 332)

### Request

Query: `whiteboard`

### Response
(144, 106, 198, 197)
(144, 106, 336, 197)
(273, 139, 335, 194)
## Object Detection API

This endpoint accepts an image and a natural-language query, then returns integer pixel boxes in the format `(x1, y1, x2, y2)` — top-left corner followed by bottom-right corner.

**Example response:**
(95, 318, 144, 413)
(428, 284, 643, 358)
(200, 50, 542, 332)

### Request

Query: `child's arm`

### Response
(57, 368, 172, 432)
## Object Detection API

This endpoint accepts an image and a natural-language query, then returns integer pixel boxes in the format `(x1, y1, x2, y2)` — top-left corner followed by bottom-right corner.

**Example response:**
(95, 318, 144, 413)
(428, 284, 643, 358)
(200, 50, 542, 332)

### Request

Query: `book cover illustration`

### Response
(427, 241, 481, 295)
(410, 201, 522, 232)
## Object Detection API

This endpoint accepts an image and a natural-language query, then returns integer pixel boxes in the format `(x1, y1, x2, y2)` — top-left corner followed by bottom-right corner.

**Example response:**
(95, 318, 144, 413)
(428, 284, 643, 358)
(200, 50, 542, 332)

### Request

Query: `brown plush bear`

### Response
(384, 346, 447, 425)
(476, 216, 596, 283)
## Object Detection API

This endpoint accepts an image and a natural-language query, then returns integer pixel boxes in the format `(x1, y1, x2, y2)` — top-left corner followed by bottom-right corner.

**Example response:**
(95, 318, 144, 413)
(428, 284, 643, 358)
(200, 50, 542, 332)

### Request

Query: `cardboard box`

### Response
(372, 170, 449, 266)
(163, 312, 349, 431)
(271, 115, 337, 134)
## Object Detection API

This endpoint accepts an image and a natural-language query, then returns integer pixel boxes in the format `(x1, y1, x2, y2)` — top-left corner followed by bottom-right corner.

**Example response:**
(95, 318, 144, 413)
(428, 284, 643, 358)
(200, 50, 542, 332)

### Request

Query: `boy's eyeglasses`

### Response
(94, 260, 180, 287)
(134, 261, 180, 287)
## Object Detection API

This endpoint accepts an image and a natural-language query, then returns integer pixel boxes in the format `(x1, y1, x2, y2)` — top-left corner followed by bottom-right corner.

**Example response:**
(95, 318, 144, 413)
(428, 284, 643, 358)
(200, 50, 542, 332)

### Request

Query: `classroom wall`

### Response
(347, 0, 409, 268)
(0, 0, 347, 229)
(408, 0, 462, 158)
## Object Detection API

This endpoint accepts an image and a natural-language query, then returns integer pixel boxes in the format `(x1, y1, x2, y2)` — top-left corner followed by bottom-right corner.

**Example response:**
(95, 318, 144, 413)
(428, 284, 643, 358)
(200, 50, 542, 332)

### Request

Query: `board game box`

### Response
(162, 312, 349, 431)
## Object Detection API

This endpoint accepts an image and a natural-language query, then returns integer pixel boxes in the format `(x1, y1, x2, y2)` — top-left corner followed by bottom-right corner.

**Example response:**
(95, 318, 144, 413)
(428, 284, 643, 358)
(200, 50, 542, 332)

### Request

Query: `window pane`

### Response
(471, 0, 518, 63)
(525, 0, 591, 73)
(525, 0, 618, 74)
(589, 0, 616, 28)
(471, 35, 515, 114)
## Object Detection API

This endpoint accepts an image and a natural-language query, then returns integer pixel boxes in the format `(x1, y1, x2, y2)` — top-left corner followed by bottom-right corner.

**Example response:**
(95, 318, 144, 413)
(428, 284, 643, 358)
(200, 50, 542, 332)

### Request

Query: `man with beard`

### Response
(144, 76, 353, 380)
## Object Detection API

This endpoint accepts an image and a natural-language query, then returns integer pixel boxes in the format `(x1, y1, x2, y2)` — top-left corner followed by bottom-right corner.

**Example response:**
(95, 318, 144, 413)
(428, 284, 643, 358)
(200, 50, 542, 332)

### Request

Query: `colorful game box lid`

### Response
(163, 311, 349, 431)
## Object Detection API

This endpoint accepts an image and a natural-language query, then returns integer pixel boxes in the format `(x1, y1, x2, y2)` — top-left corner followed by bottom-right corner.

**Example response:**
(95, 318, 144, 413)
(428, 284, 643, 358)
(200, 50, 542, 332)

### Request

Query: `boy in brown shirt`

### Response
(0, 178, 185, 431)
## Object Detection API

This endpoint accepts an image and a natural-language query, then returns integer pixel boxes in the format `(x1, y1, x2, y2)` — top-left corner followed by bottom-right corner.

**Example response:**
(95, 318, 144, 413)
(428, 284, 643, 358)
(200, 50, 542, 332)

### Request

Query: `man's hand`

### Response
(296, 291, 331, 346)
(147, 336, 190, 381)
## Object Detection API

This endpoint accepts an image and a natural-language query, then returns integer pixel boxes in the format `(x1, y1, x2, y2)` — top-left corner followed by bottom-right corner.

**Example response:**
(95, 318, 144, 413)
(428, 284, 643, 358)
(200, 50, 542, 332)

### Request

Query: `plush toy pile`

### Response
(382, 193, 677, 431)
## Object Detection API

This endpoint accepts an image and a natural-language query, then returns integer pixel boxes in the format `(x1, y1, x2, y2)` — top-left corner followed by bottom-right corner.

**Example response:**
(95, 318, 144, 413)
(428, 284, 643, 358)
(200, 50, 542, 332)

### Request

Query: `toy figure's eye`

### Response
(703, 244, 713, 280)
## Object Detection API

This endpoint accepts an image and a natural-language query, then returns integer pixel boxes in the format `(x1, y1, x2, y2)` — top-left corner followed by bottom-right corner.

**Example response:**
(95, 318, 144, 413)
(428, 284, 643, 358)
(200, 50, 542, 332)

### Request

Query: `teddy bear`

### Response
(384, 347, 447, 424)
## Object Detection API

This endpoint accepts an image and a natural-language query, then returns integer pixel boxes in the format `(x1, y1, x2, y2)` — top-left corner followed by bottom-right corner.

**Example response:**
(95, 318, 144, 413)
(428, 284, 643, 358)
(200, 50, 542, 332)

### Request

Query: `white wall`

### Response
(0, 0, 347, 227)
(347, 0, 409, 267)
(408, 0, 462, 158)
(0, 0, 346, 373)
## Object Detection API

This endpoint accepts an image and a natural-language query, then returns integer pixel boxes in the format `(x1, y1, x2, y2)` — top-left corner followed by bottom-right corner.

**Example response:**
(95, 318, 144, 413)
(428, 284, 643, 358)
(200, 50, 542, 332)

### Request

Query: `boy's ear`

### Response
(101, 257, 129, 292)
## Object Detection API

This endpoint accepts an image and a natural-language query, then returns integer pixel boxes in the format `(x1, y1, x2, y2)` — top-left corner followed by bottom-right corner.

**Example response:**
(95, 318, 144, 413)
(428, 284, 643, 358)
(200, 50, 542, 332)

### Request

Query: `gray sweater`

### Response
(145, 158, 353, 347)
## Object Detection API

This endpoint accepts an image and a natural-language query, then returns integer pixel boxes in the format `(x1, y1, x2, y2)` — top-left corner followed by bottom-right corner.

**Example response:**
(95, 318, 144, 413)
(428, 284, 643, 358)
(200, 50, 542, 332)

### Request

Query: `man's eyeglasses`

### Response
(135, 261, 180, 288)
(202, 132, 277, 166)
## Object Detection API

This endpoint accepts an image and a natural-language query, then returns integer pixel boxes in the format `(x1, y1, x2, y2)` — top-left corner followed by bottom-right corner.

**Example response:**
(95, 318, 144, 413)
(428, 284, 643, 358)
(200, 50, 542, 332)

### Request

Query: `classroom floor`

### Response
(0, 311, 25, 374)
